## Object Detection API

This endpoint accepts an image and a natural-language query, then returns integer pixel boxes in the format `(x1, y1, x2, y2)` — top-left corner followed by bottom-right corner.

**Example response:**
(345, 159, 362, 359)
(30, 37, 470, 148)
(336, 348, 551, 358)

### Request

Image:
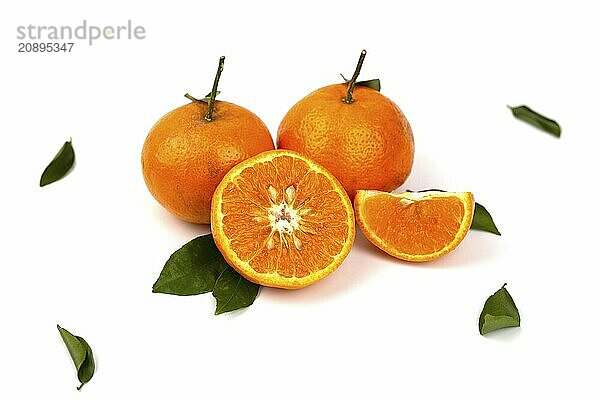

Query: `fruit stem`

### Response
(205, 56, 225, 122)
(343, 50, 367, 104)
(184, 93, 199, 102)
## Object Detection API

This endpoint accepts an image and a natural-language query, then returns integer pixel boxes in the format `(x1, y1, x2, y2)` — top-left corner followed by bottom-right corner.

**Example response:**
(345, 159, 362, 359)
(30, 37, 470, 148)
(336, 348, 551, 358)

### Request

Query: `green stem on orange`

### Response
(342, 50, 367, 104)
(184, 93, 199, 102)
(205, 56, 225, 122)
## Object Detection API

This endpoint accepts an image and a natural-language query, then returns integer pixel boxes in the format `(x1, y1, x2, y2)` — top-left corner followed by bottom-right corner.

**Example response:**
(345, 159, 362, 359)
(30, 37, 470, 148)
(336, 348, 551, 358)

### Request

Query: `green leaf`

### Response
(57, 325, 95, 390)
(57, 325, 86, 370)
(40, 139, 75, 187)
(213, 266, 260, 315)
(479, 284, 520, 335)
(356, 79, 381, 91)
(407, 189, 446, 193)
(202, 91, 221, 101)
(152, 234, 229, 295)
(508, 105, 561, 137)
(154, 234, 261, 315)
(471, 202, 501, 235)
(75, 337, 95, 390)
(340, 74, 381, 91)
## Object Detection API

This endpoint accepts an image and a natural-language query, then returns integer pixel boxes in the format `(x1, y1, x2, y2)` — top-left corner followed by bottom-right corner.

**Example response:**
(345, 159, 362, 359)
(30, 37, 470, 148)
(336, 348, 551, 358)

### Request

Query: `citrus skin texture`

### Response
(211, 150, 356, 289)
(277, 84, 414, 200)
(355, 190, 474, 262)
(142, 100, 274, 224)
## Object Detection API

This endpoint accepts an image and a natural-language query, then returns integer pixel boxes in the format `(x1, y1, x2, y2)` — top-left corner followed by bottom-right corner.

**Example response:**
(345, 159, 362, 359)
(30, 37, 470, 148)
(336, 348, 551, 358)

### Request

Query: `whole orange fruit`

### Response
(277, 51, 414, 200)
(141, 57, 274, 224)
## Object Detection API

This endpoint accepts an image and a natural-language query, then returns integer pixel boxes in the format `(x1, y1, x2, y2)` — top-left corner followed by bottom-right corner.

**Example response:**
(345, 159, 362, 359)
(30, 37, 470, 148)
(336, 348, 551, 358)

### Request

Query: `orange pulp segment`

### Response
(354, 190, 474, 262)
(211, 150, 355, 289)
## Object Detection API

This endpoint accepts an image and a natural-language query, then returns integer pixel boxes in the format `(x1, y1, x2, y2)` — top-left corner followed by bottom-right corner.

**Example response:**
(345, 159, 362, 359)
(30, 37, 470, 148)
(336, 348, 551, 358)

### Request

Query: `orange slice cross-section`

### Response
(354, 190, 474, 262)
(211, 150, 356, 289)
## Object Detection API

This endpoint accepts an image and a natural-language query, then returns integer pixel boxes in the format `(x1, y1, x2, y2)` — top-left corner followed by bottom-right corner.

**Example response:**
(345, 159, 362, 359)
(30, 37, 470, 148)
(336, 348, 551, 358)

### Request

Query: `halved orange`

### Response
(211, 150, 355, 289)
(354, 190, 474, 262)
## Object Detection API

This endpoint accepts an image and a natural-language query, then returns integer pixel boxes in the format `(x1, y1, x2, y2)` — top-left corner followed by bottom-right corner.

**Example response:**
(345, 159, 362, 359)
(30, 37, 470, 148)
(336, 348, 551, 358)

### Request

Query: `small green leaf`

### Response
(57, 325, 86, 370)
(153, 234, 229, 295)
(407, 189, 447, 193)
(184, 91, 221, 103)
(57, 325, 95, 390)
(40, 139, 75, 187)
(154, 234, 261, 315)
(202, 91, 221, 101)
(471, 202, 501, 235)
(479, 284, 520, 335)
(75, 337, 95, 390)
(340, 74, 381, 91)
(356, 79, 381, 91)
(508, 105, 561, 137)
(213, 266, 260, 315)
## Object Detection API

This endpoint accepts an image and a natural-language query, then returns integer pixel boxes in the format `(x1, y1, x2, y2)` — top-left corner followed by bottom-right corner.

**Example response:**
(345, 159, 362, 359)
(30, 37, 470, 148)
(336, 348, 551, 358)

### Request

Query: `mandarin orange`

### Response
(277, 50, 414, 200)
(354, 190, 474, 262)
(141, 57, 274, 224)
(211, 150, 355, 289)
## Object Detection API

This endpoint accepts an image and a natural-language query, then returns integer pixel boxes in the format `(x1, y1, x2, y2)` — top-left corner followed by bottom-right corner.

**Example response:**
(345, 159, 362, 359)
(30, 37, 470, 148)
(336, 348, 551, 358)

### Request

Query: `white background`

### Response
(1, 0, 599, 398)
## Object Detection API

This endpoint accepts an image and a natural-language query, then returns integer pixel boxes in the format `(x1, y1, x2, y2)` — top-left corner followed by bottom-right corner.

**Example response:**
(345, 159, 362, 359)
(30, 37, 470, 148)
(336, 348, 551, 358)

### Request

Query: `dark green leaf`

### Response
(57, 325, 95, 390)
(76, 337, 95, 390)
(340, 74, 381, 91)
(407, 189, 447, 193)
(471, 202, 501, 235)
(508, 105, 561, 137)
(356, 79, 381, 91)
(153, 234, 229, 295)
(213, 266, 260, 315)
(479, 284, 520, 335)
(154, 234, 261, 315)
(40, 139, 75, 187)
(57, 325, 86, 371)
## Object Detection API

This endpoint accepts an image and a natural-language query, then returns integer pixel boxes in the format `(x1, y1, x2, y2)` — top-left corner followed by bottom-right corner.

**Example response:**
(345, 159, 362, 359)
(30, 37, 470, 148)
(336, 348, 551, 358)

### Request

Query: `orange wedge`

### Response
(211, 150, 355, 289)
(354, 190, 474, 262)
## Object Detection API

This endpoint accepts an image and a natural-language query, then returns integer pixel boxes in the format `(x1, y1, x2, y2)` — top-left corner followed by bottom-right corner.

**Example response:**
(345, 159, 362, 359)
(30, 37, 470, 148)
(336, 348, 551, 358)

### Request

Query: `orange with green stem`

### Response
(142, 56, 274, 224)
(277, 50, 414, 200)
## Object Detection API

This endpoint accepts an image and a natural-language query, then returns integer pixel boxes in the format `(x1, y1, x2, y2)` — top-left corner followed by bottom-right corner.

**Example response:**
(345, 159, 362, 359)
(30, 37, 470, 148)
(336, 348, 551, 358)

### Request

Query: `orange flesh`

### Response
(361, 195, 465, 255)
(213, 151, 355, 287)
